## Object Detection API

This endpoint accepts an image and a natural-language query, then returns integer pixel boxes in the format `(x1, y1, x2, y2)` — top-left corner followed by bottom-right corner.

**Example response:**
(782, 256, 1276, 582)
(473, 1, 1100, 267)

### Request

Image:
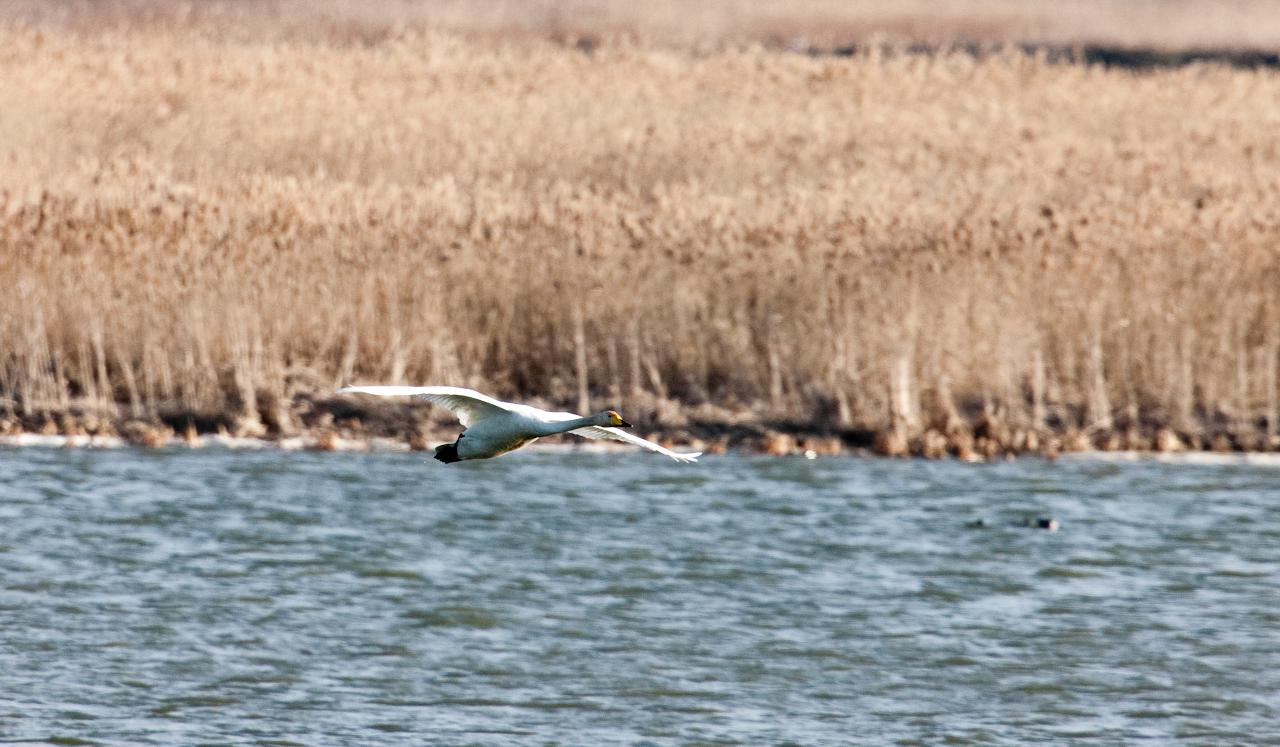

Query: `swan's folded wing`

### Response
(569, 426, 701, 463)
(338, 385, 511, 426)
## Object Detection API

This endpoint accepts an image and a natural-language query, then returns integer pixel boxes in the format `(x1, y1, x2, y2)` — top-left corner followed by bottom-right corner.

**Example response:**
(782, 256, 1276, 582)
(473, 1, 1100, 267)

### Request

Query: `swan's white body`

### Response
(338, 386, 701, 464)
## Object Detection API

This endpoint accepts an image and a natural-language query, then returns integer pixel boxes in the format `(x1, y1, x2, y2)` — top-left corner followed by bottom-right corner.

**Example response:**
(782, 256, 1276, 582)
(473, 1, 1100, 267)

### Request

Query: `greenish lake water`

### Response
(1, 447, 1277, 745)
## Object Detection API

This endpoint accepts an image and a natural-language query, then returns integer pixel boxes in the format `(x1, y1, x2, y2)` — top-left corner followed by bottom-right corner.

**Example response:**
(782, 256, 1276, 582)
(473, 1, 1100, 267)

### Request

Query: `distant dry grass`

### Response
(1, 22, 1278, 448)
(9, 0, 1280, 50)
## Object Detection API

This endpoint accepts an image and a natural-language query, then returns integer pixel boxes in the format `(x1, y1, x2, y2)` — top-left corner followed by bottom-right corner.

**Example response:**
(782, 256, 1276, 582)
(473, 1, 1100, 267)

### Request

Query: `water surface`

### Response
(1, 447, 1277, 744)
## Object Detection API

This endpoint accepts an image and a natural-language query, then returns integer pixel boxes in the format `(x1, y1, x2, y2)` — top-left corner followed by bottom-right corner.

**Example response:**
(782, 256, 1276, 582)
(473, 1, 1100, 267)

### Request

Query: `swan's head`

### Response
(605, 410, 632, 428)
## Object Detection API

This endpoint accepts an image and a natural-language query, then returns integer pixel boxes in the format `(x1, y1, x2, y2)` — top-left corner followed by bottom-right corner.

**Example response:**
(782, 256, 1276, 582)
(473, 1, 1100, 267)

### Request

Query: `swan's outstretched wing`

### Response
(338, 385, 511, 426)
(569, 425, 702, 463)
(534, 409, 700, 463)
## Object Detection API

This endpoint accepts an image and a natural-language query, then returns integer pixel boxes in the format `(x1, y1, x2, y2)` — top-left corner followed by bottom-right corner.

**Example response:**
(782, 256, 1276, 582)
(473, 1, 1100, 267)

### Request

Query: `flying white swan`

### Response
(338, 386, 701, 464)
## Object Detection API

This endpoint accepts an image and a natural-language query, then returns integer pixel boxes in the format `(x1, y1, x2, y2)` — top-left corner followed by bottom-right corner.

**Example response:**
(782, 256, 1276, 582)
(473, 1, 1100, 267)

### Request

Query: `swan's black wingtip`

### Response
(433, 442, 461, 464)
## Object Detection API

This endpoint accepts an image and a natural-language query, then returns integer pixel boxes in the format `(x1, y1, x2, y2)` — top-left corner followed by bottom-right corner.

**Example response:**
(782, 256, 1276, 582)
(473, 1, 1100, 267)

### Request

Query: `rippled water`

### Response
(1, 447, 1278, 745)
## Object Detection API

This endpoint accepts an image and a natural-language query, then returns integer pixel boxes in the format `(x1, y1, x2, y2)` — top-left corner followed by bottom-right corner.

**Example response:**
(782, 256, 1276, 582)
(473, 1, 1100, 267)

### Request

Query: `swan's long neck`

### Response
(537, 413, 606, 436)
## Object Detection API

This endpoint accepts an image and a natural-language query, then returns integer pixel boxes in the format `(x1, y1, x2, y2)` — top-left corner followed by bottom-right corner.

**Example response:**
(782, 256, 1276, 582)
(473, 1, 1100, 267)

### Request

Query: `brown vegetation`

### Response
(9, 0, 1280, 51)
(1, 17, 1279, 455)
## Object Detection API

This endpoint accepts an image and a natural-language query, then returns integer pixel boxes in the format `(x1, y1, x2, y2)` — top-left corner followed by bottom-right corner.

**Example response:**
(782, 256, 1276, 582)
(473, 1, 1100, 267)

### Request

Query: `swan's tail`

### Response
(434, 442, 461, 464)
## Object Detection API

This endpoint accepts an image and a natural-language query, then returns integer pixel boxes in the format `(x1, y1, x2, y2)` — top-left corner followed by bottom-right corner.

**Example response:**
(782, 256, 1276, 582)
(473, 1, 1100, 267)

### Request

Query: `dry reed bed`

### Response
(11, 0, 1280, 51)
(2, 27, 1279, 454)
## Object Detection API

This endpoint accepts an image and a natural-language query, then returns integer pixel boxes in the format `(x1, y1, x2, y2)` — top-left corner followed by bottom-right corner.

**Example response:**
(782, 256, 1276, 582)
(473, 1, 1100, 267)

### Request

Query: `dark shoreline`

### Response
(800, 41, 1280, 70)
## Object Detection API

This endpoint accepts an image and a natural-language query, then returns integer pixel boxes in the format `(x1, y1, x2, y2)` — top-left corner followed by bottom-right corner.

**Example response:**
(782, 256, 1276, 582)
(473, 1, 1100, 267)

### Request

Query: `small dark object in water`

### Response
(966, 517, 1060, 530)
(1023, 516, 1061, 531)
